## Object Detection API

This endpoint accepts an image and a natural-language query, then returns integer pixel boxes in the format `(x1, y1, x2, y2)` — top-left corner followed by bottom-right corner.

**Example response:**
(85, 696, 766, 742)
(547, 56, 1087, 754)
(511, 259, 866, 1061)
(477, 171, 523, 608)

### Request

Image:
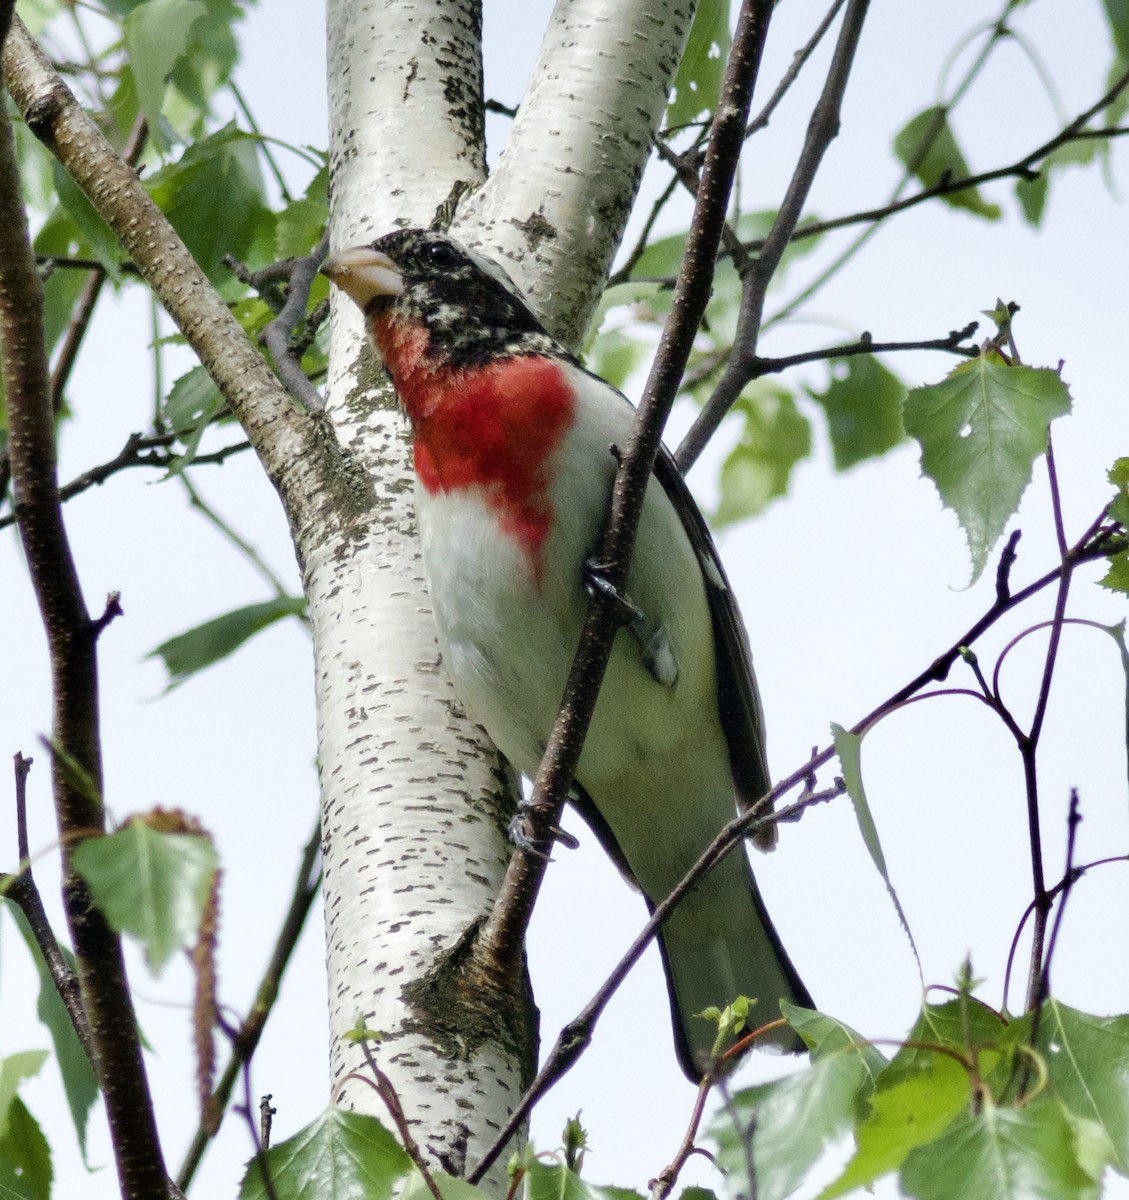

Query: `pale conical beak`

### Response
(321, 246, 405, 308)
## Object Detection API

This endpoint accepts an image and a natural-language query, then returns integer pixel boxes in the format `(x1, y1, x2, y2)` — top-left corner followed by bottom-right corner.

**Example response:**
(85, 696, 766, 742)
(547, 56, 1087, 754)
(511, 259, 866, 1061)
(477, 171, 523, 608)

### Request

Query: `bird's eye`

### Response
(424, 241, 461, 269)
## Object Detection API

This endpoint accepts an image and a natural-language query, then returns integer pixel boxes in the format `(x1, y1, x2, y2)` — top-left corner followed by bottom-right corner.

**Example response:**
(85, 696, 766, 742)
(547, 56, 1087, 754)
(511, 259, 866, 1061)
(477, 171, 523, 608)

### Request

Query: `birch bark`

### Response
(316, 0, 696, 1180)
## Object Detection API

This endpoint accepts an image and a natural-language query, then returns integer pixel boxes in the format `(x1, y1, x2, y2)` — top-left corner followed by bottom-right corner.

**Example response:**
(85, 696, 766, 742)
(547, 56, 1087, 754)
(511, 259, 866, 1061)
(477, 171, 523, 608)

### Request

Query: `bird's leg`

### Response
(508, 782, 582, 859)
(583, 559, 680, 689)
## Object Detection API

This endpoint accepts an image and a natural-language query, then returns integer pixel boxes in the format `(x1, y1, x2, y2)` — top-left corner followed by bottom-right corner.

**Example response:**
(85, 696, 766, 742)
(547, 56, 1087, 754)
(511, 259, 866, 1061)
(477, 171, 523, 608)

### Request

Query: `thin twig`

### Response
(745, 0, 847, 137)
(677, 0, 872, 471)
(176, 822, 321, 1191)
(0, 433, 252, 531)
(258, 230, 330, 412)
(1, 753, 95, 1059)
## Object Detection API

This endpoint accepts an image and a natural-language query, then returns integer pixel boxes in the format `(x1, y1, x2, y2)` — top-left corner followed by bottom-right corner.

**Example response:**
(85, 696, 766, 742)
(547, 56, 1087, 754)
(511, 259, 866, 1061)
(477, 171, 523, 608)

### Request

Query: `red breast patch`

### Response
(377, 336, 575, 579)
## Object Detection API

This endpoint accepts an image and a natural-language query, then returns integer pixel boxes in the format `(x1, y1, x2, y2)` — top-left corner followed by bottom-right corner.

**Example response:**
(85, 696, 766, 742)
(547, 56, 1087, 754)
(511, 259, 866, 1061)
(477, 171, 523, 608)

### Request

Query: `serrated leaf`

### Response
(900, 1093, 1101, 1200)
(903, 355, 1071, 582)
(0, 1052, 48, 1139)
(145, 123, 269, 284)
(240, 1108, 412, 1200)
(7, 905, 98, 1159)
(713, 1011, 885, 1200)
(831, 725, 920, 974)
(821, 1052, 971, 1197)
(1015, 1001, 1129, 1173)
(667, 0, 730, 126)
(894, 107, 1001, 220)
(168, 0, 243, 120)
(149, 596, 307, 688)
(808, 356, 906, 470)
(122, 0, 207, 145)
(714, 385, 811, 525)
(0, 1098, 53, 1200)
(72, 819, 217, 974)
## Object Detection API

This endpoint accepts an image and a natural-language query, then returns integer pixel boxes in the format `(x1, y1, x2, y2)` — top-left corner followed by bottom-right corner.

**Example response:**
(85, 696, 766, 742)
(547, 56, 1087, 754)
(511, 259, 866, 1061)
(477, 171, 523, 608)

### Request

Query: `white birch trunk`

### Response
(315, 0, 696, 1181)
(454, 0, 696, 347)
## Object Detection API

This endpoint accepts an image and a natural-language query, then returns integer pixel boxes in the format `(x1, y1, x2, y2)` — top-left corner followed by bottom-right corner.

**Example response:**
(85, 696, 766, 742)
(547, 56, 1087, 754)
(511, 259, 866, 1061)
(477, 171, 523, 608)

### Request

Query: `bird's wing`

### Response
(651, 448, 777, 850)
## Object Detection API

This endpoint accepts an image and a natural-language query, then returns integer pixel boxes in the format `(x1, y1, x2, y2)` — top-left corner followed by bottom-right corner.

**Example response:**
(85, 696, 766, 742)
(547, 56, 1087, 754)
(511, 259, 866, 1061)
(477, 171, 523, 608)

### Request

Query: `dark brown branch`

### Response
(176, 823, 322, 1192)
(0, 40, 170, 1200)
(1, 753, 95, 1059)
(677, 0, 872, 472)
(468, 0, 777, 1074)
(36, 253, 143, 275)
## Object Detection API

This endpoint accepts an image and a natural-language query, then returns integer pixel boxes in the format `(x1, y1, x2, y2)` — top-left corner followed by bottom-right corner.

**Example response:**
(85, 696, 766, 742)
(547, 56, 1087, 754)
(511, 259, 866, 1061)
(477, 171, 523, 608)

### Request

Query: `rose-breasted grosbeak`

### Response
(322, 229, 811, 1077)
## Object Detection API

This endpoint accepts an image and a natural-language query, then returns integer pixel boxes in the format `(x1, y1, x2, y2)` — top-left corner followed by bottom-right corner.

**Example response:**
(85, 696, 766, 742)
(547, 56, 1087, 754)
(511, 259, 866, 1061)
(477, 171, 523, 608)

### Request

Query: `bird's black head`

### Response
(324, 229, 565, 369)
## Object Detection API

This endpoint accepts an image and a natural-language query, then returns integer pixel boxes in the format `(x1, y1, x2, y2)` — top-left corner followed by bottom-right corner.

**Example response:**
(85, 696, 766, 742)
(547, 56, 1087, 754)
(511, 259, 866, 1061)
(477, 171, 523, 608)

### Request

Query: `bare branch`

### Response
(0, 38, 171, 1195)
(677, 0, 872, 471)
(258, 231, 330, 412)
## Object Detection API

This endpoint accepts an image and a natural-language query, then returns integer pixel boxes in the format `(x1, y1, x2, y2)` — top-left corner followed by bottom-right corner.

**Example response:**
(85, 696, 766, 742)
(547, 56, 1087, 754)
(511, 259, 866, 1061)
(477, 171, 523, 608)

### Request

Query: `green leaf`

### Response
(714, 384, 811, 525)
(894, 107, 1001, 220)
(168, 0, 244, 120)
(713, 1010, 885, 1200)
(145, 123, 270, 284)
(0, 1052, 48, 1138)
(1103, 0, 1129, 61)
(276, 197, 329, 260)
(7, 904, 98, 1159)
(240, 1108, 412, 1200)
(821, 1051, 971, 1197)
(807, 356, 906, 470)
(900, 1093, 1101, 1200)
(0, 1098, 53, 1200)
(402, 1172, 492, 1200)
(149, 596, 307, 688)
(164, 364, 226, 435)
(72, 819, 217, 974)
(667, 0, 730, 127)
(903, 354, 1071, 582)
(831, 725, 919, 972)
(51, 163, 124, 284)
(1017, 1001, 1129, 1173)
(122, 0, 208, 144)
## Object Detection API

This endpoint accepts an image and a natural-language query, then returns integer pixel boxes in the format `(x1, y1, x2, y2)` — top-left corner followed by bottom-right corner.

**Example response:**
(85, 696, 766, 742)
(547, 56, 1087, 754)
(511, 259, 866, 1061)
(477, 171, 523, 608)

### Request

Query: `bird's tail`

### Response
(653, 850, 812, 1079)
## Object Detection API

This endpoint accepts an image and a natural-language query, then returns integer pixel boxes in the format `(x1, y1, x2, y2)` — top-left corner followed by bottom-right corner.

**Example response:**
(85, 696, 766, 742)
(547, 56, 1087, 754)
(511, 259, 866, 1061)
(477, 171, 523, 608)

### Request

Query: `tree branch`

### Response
(0, 34, 171, 1195)
(0, 433, 252, 531)
(0, 753, 94, 1060)
(2, 17, 320, 517)
(470, 0, 776, 1016)
(677, 0, 872, 471)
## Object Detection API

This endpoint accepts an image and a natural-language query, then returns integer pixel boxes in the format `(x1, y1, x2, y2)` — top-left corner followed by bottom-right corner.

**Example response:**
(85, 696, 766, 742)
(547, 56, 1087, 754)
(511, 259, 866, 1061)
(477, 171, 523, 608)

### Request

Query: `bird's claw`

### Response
(508, 802, 581, 860)
(583, 558, 642, 626)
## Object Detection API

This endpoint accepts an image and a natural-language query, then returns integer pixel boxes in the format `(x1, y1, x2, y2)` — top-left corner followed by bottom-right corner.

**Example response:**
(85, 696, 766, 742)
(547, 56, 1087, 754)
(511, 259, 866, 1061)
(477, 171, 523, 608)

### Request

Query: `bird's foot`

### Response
(582, 558, 643, 626)
(509, 799, 581, 860)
